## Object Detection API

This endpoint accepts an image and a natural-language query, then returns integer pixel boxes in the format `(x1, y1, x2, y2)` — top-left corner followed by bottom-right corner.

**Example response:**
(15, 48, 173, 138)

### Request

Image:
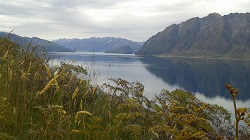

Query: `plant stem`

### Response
(232, 96, 238, 140)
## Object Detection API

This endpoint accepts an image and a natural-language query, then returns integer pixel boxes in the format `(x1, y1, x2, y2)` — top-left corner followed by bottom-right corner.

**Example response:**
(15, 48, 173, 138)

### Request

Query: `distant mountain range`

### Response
(53, 37, 143, 54)
(0, 32, 72, 52)
(0, 32, 143, 54)
(3, 12, 249, 58)
(136, 12, 250, 59)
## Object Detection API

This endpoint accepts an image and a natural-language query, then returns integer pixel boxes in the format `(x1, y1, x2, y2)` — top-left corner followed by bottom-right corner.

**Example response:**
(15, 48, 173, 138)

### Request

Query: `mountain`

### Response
(0, 32, 72, 52)
(105, 45, 135, 54)
(53, 37, 142, 54)
(136, 12, 250, 59)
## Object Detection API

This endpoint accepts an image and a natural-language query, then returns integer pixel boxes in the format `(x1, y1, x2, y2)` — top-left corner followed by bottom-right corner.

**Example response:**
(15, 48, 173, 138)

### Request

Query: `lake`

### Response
(47, 52, 250, 113)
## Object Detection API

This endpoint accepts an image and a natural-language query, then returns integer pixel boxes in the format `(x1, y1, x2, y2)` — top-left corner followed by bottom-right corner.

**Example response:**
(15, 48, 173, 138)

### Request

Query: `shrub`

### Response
(0, 36, 249, 139)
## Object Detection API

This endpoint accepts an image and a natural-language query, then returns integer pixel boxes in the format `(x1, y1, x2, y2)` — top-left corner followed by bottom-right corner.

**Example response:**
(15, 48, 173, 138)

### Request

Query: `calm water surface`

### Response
(47, 52, 250, 113)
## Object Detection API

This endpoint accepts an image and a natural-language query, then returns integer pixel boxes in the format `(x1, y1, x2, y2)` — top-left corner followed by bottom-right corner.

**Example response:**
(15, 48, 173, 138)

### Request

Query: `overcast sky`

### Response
(0, 0, 249, 41)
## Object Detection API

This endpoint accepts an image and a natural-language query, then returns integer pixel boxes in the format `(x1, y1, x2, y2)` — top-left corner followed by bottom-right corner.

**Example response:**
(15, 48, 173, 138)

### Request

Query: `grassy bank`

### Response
(0, 37, 249, 139)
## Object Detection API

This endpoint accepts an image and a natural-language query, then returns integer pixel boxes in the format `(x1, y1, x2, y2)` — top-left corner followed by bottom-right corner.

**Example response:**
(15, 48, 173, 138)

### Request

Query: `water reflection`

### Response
(47, 52, 175, 99)
(47, 52, 250, 101)
(139, 56, 250, 101)
(47, 52, 139, 65)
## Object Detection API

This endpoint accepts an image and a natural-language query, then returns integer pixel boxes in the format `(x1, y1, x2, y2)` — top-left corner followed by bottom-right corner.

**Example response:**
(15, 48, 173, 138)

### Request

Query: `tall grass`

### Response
(0, 36, 249, 139)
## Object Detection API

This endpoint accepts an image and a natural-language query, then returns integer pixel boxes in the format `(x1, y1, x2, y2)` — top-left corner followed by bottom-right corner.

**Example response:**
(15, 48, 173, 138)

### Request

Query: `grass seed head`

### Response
(44, 64, 51, 77)
(75, 111, 92, 120)
(3, 51, 8, 59)
(72, 87, 79, 100)
(8, 67, 12, 81)
(37, 75, 60, 96)
(225, 83, 231, 90)
(71, 130, 80, 133)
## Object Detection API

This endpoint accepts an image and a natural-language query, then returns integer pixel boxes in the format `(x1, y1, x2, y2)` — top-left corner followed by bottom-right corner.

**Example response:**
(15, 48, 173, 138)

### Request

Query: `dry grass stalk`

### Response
(18, 60, 25, 67)
(92, 86, 97, 95)
(72, 87, 79, 99)
(3, 51, 8, 59)
(36, 75, 60, 97)
(75, 111, 92, 120)
(8, 67, 12, 81)
(71, 130, 80, 133)
(27, 62, 32, 73)
(44, 64, 51, 77)
(20, 73, 29, 80)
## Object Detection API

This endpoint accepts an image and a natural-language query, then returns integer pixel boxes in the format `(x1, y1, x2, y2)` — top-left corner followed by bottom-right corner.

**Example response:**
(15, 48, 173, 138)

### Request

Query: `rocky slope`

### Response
(136, 12, 250, 59)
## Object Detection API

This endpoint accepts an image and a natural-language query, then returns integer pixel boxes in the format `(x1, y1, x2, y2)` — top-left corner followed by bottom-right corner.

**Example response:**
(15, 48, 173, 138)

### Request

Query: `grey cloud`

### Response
(0, 0, 195, 41)
(236, 1, 250, 11)
(48, 0, 130, 9)
(1, 0, 249, 41)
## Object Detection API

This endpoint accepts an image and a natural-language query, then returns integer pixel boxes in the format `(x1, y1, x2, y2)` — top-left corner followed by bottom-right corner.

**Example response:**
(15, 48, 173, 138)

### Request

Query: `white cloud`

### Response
(0, 0, 249, 41)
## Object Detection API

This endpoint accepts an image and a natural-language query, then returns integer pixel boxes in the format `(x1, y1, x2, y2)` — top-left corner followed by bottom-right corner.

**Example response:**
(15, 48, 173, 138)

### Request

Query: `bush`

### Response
(0, 37, 249, 139)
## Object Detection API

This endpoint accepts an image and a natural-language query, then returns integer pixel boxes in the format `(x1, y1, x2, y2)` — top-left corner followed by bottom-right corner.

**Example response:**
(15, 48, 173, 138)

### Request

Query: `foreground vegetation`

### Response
(0, 36, 250, 139)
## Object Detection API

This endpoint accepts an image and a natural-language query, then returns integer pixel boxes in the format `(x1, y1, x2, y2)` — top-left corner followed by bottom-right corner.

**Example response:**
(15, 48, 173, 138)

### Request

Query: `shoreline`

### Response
(152, 54, 250, 61)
